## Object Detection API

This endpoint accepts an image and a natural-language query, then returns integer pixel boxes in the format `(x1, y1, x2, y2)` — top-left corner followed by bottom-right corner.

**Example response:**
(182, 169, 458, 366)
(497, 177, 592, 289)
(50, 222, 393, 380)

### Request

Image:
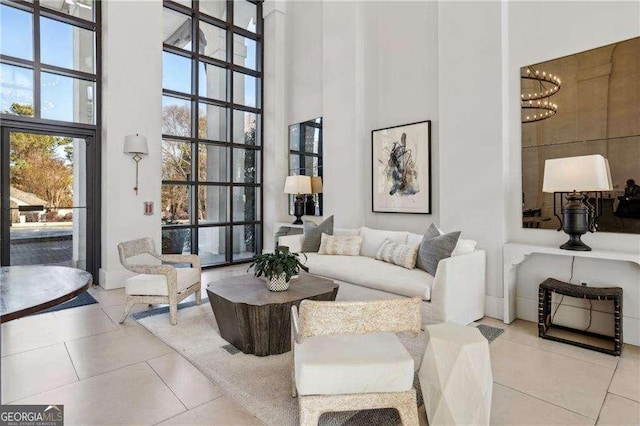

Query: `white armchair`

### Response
(291, 298, 422, 425)
(117, 237, 201, 325)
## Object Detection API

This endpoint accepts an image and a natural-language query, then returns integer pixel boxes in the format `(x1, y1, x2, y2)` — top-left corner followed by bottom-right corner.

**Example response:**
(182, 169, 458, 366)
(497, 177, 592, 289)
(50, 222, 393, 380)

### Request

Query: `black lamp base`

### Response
(560, 234, 592, 251)
(293, 195, 304, 225)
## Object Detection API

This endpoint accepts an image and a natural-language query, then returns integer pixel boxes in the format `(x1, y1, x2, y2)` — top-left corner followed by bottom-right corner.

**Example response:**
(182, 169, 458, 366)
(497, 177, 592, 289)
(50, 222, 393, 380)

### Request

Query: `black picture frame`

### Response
(371, 120, 432, 214)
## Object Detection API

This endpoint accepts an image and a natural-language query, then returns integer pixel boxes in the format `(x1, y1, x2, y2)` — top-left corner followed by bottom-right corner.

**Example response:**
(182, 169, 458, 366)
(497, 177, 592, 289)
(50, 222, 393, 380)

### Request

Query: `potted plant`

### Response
(248, 246, 309, 291)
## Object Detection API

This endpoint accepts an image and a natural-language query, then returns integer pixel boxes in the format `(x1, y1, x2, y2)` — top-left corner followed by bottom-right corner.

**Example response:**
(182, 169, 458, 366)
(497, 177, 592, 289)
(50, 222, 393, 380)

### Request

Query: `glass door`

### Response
(1, 126, 97, 275)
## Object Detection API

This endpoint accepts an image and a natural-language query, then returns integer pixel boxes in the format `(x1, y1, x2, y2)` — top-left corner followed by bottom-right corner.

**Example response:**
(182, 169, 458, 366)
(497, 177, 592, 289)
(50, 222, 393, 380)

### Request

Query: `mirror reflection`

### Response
(289, 117, 323, 216)
(521, 36, 640, 234)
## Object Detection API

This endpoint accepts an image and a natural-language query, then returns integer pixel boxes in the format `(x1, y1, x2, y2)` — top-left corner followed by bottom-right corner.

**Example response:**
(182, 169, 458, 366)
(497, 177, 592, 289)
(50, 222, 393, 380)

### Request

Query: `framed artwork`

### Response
(372, 120, 431, 214)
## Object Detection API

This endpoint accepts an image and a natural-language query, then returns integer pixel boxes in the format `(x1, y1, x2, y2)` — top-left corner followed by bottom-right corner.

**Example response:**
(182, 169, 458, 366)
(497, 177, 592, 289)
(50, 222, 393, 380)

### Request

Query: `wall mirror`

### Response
(289, 117, 323, 216)
(521, 36, 640, 234)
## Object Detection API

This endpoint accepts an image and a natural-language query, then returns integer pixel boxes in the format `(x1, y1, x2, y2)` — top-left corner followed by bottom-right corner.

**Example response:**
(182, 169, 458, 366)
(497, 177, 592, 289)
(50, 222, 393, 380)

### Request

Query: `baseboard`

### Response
(484, 295, 503, 321)
(98, 268, 129, 290)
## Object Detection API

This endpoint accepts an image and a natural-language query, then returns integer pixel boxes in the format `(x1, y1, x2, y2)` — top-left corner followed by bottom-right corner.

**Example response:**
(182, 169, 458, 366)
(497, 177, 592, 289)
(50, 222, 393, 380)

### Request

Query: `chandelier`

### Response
(521, 67, 561, 123)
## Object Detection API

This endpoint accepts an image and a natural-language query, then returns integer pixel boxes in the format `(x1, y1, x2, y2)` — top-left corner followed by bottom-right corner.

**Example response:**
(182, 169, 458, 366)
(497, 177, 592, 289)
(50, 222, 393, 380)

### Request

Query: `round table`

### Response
(0, 265, 93, 323)
(207, 272, 339, 356)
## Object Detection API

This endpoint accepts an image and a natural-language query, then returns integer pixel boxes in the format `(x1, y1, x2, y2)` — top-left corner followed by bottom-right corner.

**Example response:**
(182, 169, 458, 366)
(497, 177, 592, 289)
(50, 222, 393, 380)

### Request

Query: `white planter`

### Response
(267, 273, 290, 292)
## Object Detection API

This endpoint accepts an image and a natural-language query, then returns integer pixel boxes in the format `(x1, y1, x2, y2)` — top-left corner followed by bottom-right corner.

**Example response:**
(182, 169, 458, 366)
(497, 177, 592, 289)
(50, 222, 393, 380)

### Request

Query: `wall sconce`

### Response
(123, 134, 148, 195)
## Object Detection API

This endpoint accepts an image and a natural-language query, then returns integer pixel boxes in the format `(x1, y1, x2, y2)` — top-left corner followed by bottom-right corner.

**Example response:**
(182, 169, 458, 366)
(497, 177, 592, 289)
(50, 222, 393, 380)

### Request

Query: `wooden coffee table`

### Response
(207, 272, 338, 356)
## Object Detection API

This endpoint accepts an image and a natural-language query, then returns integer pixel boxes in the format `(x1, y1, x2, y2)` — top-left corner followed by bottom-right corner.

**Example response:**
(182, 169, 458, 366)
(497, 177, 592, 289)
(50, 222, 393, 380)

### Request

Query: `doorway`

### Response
(1, 123, 100, 278)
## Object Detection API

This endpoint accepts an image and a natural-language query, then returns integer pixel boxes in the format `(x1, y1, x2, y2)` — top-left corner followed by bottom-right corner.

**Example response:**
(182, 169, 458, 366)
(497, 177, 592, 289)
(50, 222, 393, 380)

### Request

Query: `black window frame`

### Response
(288, 118, 323, 216)
(162, 0, 263, 268)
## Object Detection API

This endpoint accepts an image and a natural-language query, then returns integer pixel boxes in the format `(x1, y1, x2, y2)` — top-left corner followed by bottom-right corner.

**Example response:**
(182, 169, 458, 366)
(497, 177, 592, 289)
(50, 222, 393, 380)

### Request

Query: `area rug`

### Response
(134, 301, 503, 426)
(36, 291, 98, 315)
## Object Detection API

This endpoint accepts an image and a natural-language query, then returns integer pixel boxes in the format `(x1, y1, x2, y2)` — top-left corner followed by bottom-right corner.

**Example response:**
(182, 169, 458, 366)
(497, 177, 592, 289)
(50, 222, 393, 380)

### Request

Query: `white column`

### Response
(262, 0, 287, 251)
(99, 0, 163, 289)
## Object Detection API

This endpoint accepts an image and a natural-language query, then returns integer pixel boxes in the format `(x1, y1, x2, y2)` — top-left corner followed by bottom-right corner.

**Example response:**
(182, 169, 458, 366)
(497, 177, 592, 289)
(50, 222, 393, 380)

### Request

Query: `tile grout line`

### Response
(499, 327, 620, 370)
(494, 382, 599, 421)
(604, 391, 640, 404)
(145, 360, 189, 414)
(595, 360, 623, 424)
(63, 341, 80, 381)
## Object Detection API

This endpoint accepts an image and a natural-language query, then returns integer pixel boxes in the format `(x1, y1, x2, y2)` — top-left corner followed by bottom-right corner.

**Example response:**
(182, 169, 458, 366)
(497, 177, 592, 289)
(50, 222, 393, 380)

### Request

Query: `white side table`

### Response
(419, 323, 492, 426)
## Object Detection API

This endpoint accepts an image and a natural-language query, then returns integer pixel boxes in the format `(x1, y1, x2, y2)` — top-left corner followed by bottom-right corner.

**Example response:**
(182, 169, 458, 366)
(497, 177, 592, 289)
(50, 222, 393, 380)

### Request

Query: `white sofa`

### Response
(279, 227, 486, 326)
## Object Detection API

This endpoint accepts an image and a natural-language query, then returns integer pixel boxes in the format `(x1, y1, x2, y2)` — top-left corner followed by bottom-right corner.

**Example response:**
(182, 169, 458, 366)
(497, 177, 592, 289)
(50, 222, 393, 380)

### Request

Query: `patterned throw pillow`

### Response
(416, 224, 461, 275)
(318, 233, 363, 256)
(375, 239, 420, 270)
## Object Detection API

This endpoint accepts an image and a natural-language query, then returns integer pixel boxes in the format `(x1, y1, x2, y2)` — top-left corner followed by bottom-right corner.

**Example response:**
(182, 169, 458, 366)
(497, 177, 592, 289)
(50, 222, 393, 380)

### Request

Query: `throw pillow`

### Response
(359, 227, 409, 258)
(416, 227, 461, 275)
(301, 215, 334, 252)
(423, 223, 477, 257)
(375, 239, 420, 270)
(318, 233, 363, 256)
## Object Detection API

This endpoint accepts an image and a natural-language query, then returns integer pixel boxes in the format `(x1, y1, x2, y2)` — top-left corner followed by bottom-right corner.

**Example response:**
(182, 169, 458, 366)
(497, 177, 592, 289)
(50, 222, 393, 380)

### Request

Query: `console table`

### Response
(503, 243, 640, 324)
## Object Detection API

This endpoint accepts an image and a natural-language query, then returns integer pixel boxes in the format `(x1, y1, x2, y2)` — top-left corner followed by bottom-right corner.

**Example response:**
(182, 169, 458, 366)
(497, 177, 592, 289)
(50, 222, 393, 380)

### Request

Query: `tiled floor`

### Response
(1, 265, 638, 425)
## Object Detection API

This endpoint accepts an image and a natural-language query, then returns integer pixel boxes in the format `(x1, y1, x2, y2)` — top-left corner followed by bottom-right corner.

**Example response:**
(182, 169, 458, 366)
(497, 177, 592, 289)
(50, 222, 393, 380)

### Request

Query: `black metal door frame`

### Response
(0, 121, 101, 279)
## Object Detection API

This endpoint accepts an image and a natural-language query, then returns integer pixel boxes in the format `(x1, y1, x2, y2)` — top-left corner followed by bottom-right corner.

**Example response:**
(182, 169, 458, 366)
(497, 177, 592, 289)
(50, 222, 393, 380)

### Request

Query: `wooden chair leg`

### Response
(396, 391, 420, 426)
(195, 285, 202, 305)
(119, 297, 136, 324)
(169, 293, 178, 325)
(298, 398, 322, 426)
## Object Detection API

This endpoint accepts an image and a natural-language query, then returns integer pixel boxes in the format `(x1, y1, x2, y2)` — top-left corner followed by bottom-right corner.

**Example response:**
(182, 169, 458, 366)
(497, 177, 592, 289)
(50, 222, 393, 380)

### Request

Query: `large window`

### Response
(0, 0, 98, 124)
(162, 0, 262, 267)
(0, 0, 101, 279)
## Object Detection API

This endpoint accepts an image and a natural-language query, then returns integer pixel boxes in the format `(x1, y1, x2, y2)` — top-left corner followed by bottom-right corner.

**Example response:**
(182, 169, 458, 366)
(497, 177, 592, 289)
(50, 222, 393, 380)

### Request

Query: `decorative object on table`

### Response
(538, 278, 622, 356)
(284, 175, 312, 224)
(123, 134, 148, 195)
(248, 246, 309, 291)
(305, 176, 323, 215)
(291, 298, 422, 425)
(207, 273, 338, 356)
(419, 322, 492, 426)
(301, 215, 334, 252)
(521, 66, 561, 123)
(117, 237, 201, 325)
(542, 154, 613, 251)
(372, 120, 431, 214)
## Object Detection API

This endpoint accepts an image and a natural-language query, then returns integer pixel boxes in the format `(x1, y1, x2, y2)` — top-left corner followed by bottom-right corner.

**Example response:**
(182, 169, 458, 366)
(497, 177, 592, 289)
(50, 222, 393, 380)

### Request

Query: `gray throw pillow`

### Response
(301, 215, 334, 252)
(416, 225, 461, 275)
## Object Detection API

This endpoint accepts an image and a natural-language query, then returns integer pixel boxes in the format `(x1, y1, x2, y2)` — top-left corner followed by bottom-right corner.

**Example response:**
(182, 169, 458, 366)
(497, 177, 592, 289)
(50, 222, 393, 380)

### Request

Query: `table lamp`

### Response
(305, 176, 323, 215)
(284, 176, 312, 224)
(542, 154, 613, 251)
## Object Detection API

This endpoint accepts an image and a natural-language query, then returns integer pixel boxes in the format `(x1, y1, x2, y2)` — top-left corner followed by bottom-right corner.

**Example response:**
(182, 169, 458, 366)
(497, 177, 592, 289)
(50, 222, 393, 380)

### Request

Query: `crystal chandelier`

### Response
(521, 67, 561, 123)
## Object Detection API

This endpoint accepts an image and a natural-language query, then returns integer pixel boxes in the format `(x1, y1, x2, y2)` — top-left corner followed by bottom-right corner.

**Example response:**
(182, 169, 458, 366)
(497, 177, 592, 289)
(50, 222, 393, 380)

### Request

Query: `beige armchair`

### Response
(117, 237, 201, 325)
(291, 298, 422, 425)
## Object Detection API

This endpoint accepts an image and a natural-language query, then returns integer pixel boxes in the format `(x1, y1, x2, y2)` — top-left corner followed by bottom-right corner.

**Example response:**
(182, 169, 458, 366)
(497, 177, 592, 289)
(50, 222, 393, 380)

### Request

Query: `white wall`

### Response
(362, 1, 440, 233)
(100, 0, 163, 289)
(437, 1, 505, 316)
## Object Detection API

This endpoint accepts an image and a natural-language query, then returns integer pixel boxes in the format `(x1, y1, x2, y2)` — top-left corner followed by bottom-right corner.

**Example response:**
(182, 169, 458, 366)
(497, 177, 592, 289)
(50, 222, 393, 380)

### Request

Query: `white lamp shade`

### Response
(542, 154, 613, 193)
(284, 175, 312, 194)
(123, 134, 149, 155)
(311, 176, 323, 194)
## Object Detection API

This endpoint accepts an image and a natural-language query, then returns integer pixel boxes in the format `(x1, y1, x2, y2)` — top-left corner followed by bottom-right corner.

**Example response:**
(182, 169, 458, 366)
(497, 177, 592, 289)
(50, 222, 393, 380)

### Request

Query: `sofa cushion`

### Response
(301, 216, 334, 253)
(304, 253, 433, 300)
(416, 225, 461, 275)
(318, 233, 363, 256)
(359, 227, 409, 258)
(334, 228, 360, 237)
(375, 239, 419, 269)
(295, 332, 414, 395)
(125, 267, 200, 296)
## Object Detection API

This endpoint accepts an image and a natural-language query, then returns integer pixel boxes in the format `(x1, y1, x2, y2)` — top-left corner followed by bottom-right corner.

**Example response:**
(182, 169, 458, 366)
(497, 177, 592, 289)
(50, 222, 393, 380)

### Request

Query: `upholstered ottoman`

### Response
(419, 323, 492, 425)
